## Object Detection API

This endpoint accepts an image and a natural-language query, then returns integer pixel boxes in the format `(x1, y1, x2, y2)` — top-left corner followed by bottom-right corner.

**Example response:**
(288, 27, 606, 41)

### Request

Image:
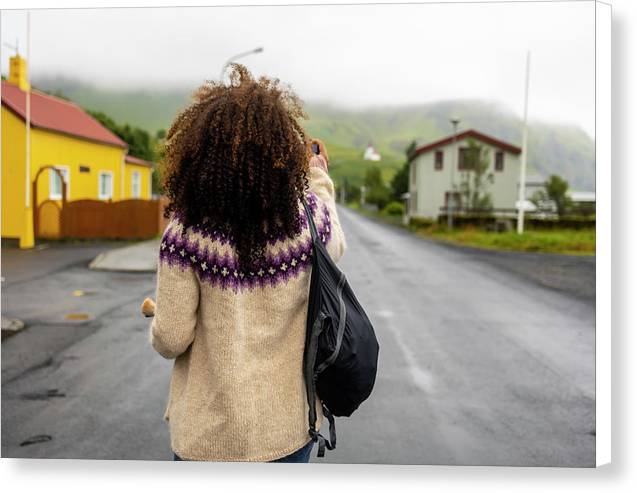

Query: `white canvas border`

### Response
(594, 0, 611, 469)
(0, 0, 626, 491)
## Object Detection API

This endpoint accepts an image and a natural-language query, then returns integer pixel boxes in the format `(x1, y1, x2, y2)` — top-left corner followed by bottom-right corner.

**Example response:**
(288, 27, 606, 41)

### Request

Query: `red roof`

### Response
(1, 80, 127, 149)
(125, 155, 155, 168)
(410, 129, 521, 161)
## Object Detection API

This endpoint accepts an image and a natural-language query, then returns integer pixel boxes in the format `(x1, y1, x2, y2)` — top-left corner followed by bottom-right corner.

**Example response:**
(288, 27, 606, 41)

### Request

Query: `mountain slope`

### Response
(33, 77, 595, 190)
(303, 101, 595, 190)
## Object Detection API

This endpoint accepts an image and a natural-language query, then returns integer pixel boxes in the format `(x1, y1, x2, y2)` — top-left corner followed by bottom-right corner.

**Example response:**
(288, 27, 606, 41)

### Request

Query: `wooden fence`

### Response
(37, 198, 169, 240)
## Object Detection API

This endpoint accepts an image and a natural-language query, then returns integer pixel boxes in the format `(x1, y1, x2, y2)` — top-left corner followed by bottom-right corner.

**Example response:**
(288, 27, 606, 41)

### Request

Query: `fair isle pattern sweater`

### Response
(150, 166, 346, 462)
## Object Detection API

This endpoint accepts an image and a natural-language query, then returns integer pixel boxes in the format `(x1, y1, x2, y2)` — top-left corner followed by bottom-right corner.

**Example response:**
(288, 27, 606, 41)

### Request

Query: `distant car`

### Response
(516, 199, 538, 212)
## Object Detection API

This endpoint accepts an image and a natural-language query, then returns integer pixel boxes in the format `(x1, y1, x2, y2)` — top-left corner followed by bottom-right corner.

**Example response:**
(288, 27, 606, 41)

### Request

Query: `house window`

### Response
(98, 171, 114, 200)
(458, 147, 478, 171)
(131, 171, 141, 198)
(49, 165, 70, 200)
(495, 151, 504, 171)
(434, 150, 444, 170)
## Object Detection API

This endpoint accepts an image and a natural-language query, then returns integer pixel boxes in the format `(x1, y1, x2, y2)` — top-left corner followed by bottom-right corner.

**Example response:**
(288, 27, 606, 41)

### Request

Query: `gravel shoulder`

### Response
(424, 240, 595, 303)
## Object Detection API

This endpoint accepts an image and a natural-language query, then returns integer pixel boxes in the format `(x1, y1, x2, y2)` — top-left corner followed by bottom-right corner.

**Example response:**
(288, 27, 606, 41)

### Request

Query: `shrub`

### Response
(409, 217, 435, 229)
(382, 201, 405, 216)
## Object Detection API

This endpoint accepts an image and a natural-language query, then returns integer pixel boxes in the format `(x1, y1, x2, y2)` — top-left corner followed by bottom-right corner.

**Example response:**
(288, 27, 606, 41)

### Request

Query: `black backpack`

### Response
(302, 198, 380, 458)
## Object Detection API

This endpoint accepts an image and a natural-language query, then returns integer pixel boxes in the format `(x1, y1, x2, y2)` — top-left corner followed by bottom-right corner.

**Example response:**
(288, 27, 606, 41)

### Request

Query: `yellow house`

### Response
(123, 155, 154, 200)
(1, 54, 154, 247)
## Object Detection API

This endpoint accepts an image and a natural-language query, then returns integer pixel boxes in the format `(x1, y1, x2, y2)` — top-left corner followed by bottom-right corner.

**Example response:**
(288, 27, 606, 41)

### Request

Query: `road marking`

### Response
(376, 309, 393, 318)
(375, 309, 435, 394)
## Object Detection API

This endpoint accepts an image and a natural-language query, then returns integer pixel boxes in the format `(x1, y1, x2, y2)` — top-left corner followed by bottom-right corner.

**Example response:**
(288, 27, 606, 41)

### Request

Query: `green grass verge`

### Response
(417, 225, 596, 255)
(347, 205, 596, 256)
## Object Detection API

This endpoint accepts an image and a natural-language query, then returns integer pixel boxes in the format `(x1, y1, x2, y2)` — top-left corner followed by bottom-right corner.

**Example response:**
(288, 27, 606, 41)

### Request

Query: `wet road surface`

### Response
(1, 209, 595, 465)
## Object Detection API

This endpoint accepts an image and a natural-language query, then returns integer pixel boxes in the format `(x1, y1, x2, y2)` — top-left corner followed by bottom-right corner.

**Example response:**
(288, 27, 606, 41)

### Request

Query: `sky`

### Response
(1, 1, 595, 137)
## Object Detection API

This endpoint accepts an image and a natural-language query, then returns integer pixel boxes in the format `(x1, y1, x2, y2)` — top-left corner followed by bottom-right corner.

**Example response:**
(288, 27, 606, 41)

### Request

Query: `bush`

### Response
(382, 201, 405, 216)
(409, 217, 436, 229)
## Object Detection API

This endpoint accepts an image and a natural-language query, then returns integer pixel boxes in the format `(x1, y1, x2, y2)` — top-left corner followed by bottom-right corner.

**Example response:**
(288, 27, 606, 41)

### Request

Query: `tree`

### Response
(364, 166, 384, 189)
(364, 166, 391, 210)
(531, 174, 571, 216)
(88, 110, 156, 162)
(457, 139, 493, 211)
(88, 110, 163, 195)
(335, 178, 361, 205)
(390, 140, 418, 200)
(153, 129, 167, 195)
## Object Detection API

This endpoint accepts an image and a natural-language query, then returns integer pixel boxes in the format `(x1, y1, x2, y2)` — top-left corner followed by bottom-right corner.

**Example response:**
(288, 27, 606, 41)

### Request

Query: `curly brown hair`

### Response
(162, 64, 310, 269)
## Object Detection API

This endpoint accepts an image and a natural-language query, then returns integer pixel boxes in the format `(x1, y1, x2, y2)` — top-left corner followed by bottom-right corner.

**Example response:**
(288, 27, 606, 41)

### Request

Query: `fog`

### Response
(1, 1, 595, 136)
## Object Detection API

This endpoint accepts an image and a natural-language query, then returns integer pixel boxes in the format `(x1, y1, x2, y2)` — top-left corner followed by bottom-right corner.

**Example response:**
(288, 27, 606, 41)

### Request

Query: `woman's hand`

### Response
(308, 138, 329, 172)
(141, 297, 156, 317)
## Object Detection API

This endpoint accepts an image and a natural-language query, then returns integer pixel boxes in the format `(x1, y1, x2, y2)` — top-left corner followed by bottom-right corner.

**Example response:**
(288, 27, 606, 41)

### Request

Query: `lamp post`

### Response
(219, 47, 264, 82)
(517, 51, 531, 234)
(447, 118, 460, 229)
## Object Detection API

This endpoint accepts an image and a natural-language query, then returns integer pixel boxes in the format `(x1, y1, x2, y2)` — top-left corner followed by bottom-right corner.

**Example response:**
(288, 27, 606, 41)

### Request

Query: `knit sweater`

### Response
(149, 166, 346, 462)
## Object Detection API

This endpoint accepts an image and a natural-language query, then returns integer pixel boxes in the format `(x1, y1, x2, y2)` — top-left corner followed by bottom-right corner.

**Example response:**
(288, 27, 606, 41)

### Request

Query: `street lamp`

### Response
(219, 47, 264, 82)
(447, 118, 461, 229)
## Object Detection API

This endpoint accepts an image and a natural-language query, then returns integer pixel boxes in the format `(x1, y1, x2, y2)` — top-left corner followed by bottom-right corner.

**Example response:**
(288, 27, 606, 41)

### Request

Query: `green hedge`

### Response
(381, 201, 405, 216)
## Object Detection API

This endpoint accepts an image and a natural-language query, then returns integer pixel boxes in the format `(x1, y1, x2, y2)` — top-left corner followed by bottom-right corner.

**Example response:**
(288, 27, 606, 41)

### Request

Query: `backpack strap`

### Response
(302, 196, 320, 245)
(302, 196, 337, 458)
(309, 405, 337, 458)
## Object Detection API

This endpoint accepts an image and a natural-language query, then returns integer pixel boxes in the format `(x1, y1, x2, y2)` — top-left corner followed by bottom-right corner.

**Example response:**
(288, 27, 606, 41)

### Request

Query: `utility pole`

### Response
(517, 51, 531, 234)
(447, 118, 460, 229)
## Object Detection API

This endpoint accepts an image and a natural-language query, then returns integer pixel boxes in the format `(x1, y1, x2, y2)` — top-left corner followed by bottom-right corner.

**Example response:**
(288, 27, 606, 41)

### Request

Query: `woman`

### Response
(149, 64, 346, 462)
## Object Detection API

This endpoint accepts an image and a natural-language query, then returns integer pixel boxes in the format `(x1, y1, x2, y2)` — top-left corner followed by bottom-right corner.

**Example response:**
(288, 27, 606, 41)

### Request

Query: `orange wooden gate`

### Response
(33, 165, 67, 240)
(36, 200, 63, 239)
(60, 199, 162, 239)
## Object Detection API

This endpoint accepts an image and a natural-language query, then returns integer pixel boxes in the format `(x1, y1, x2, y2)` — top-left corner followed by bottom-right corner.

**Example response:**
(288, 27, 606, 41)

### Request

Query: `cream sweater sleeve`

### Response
(307, 164, 347, 263)
(150, 226, 200, 359)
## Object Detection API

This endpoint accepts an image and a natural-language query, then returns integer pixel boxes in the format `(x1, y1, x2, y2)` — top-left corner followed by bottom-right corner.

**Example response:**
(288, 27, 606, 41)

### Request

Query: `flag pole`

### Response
(517, 50, 531, 235)
(20, 10, 35, 249)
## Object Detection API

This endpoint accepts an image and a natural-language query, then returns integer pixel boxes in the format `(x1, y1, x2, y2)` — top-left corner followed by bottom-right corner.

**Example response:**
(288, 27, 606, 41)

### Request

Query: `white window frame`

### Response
(49, 165, 70, 200)
(98, 170, 114, 200)
(131, 170, 141, 198)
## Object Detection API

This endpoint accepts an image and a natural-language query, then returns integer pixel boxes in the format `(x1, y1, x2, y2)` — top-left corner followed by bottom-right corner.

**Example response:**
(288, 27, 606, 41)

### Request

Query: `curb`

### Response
(88, 239, 159, 273)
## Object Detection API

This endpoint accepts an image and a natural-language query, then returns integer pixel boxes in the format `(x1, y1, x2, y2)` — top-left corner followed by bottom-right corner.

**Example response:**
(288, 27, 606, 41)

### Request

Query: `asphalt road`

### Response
(1, 208, 595, 466)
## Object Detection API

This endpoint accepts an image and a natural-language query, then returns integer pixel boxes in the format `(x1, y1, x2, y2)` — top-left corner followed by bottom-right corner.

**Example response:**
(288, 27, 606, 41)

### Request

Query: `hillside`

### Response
(32, 77, 595, 191)
(303, 101, 595, 191)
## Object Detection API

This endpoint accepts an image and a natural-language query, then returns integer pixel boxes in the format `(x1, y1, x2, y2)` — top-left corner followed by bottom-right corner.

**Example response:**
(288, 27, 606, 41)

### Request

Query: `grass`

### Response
(415, 224, 596, 255)
(347, 204, 596, 255)
(326, 143, 402, 188)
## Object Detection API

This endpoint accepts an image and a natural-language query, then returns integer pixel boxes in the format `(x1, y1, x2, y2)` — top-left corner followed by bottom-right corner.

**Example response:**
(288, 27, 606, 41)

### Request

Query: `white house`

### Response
(363, 142, 381, 161)
(408, 129, 522, 219)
